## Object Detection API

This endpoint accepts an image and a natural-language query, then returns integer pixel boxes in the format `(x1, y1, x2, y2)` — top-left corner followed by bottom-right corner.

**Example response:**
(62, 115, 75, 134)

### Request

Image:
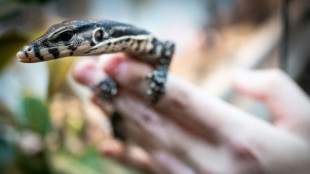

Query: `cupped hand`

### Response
(72, 53, 310, 174)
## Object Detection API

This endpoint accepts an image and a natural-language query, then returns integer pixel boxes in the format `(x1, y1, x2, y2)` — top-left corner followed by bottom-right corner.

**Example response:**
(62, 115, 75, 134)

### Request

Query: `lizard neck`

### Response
(82, 35, 155, 56)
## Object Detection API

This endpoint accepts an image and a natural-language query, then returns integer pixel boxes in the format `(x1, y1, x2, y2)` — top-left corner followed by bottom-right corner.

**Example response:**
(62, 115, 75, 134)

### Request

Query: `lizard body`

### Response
(17, 19, 175, 103)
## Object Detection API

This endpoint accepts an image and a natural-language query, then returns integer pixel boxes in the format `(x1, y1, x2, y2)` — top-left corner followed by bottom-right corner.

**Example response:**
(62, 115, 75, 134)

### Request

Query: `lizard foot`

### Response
(90, 77, 117, 102)
(144, 70, 167, 103)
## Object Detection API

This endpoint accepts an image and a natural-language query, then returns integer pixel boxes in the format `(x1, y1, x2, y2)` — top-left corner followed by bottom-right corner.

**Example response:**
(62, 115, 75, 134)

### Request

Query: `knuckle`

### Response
(225, 135, 264, 174)
(232, 141, 256, 161)
(165, 76, 191, 109)
(225, 133, 260, 166)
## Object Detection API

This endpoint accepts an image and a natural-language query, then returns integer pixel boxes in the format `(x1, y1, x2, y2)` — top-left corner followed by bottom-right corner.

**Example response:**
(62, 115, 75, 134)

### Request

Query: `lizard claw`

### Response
(90, 77, 118, 102)
(144, 70, 167, 103)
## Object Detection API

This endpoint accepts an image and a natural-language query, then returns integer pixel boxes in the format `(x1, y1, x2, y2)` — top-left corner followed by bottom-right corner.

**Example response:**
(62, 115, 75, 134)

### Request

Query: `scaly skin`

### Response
(17, 19, 175, 103)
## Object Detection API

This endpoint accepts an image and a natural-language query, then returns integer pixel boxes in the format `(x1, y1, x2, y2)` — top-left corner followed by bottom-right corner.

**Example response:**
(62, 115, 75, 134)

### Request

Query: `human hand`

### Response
(72, 53, 310, 174)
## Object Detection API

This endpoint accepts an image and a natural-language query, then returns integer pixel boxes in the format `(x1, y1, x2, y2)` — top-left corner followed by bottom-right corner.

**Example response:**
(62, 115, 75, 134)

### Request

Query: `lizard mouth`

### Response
(17, 51, 29, 63)
(17, 51, 42, 63)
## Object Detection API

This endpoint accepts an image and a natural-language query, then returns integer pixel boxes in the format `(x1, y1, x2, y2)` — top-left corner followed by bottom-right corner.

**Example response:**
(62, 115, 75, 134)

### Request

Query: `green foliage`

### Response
(0, 137, 13, 162)
(16, 149, 52, 174)
(0, 93, 54, 174)
(20, 94, 52, 137)
(53, 147, 139, 174)
(0, 92, 139, 174)
(0, 136, 14, 174)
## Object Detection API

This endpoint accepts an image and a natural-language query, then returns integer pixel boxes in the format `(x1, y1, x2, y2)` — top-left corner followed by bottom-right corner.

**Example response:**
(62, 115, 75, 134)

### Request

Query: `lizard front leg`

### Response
(91, 41, 175, 104)
(144, 41, 175, 103)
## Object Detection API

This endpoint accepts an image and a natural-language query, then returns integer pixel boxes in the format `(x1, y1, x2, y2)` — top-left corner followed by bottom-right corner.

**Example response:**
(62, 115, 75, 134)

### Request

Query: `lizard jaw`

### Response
(17, 51, 43, 63)
(17, 51, 29, 63)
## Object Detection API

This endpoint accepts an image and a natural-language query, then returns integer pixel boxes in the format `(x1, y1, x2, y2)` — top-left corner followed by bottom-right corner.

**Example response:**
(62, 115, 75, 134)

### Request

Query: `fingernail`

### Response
(103, 57, 126, 77)
(73, 62, 98, 85)
(83, 66, 99, 85)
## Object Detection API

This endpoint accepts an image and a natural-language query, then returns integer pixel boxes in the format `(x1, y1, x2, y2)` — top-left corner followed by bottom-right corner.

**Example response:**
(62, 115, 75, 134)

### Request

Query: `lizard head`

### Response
(17, 19, 126, 63)
(17, 20, 99, 63)
(17, 19, 150, 63)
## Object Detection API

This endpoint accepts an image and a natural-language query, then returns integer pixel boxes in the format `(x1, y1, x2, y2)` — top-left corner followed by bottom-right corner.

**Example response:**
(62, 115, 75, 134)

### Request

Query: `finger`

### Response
(113, 90, 233, 174)
(151, 150, 196, 174)
(99, 139, 166, 174)
(114, 90, 210, 151)
(102, 53, 152, 96)
(72, 57, 104, 86)
(100, 139, 195, 174)
(232, 69, 310, 131)
(100, 54, 272, 142)
(72, 57, 197, 173)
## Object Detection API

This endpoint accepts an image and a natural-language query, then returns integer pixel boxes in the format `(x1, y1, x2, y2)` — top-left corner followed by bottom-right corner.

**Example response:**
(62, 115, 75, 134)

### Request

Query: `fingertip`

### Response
(72, 58, 100, 85)
(231, 68, 268, 101)
(99, 53, 128, 76)
(98, 53, 152, 87)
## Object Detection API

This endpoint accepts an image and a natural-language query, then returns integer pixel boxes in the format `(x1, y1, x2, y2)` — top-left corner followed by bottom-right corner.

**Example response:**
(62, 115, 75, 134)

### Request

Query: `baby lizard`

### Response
(17, 19, 175, 103)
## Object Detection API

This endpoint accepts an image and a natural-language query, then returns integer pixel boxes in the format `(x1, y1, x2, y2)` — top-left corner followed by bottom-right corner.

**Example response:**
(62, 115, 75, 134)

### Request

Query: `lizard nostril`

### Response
(25, 46, 32, 52)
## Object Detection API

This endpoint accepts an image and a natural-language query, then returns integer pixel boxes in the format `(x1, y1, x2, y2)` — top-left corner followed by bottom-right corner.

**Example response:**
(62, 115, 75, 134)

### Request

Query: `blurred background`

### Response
(0, 0, 310, 173)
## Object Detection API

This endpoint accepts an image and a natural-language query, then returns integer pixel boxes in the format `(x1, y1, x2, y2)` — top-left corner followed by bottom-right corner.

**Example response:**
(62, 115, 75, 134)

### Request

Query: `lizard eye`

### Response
(93, 28, 104, 43)
(57, 31, 73, 42)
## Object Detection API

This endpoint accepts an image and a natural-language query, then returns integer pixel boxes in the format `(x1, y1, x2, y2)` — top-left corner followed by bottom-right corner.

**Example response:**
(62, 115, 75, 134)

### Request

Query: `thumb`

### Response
(232, 69, 310, 131)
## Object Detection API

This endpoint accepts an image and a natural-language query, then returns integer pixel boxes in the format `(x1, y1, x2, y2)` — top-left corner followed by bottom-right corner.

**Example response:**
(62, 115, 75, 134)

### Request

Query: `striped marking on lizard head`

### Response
(17, 19, 150, 63)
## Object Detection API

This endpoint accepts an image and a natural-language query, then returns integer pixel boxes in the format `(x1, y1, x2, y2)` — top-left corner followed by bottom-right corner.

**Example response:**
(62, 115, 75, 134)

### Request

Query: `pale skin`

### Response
(72, 53, 310, 174)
